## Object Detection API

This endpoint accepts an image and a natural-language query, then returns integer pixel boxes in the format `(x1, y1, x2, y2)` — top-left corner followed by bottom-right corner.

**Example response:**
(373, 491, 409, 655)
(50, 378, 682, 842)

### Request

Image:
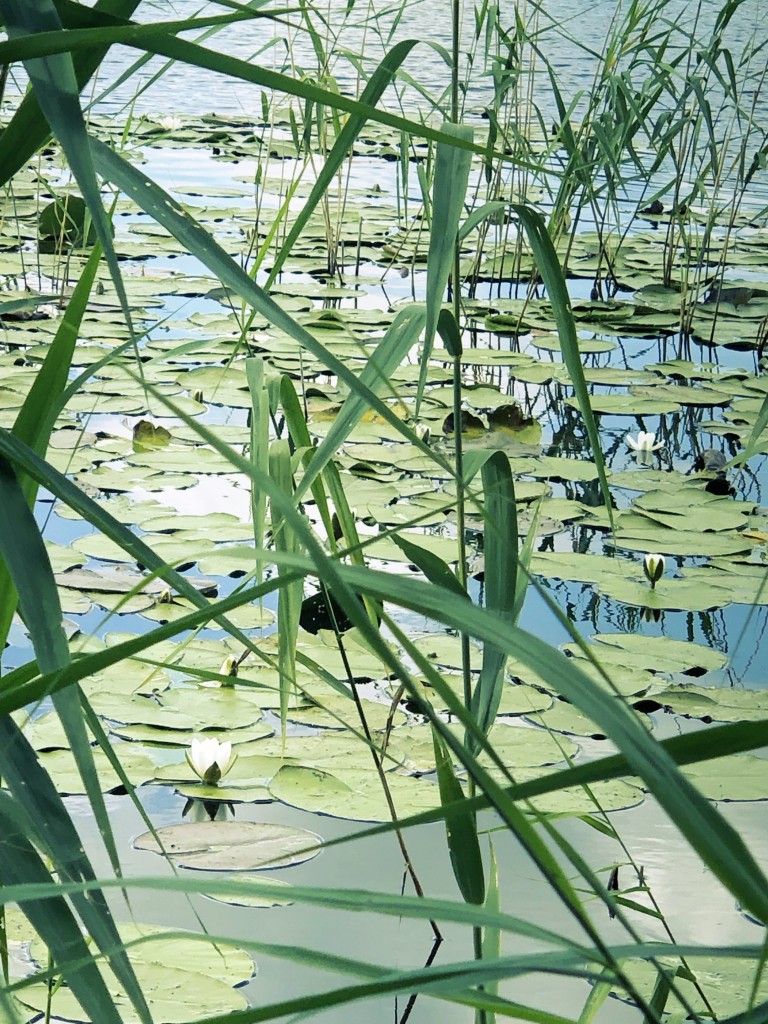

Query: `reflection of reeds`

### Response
(0, 1, 766, 1022)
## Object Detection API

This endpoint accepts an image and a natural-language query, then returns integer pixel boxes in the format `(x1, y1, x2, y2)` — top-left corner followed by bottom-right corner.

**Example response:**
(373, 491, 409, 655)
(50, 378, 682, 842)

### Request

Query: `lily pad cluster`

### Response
(1, 99, 767, 926)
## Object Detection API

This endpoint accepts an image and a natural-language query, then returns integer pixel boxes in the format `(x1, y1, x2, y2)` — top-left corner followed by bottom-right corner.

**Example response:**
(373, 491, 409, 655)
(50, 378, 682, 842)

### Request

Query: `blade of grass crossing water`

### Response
(510, 204, 613, 524)
(433, 729, 485, 905)
(0, 791, 127, 1024)
(482, 842, 501, 1024)
(470, 451, 518, 746)
(0, 245, 102, 659)
(577, 965, 614, 1024)
(419, 122, 474, 414)
(269, 439, 303, 740)
(294, 305, 427, 502)
(280, 376, 381, 626)
(246, 357, 271, 587)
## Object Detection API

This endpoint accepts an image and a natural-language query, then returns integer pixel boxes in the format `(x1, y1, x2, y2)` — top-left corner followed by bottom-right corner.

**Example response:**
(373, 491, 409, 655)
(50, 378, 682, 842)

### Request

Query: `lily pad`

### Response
(269, 764, 440, 821)
(134, 820, 322, 869)
(613, 955, 768, 1018)
(19, 922, 252, 1024)
(201, 874, 293, 907)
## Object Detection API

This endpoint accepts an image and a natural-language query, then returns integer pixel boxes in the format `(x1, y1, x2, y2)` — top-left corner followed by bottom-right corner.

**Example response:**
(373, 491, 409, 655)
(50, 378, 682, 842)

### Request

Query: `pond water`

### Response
(3, 2, 768, 1022)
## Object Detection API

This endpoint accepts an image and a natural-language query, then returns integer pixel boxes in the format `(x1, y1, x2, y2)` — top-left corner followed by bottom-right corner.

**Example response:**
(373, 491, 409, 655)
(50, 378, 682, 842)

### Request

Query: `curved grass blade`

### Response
(295, 305, 427, 501)
(510, 204, 613, 525)
(269, 439, 303, 739)
(470, 451, 518, 746)
(419, 122, 474, 413)
(433, 729, 485, 905)
(0, 245, 102, 656)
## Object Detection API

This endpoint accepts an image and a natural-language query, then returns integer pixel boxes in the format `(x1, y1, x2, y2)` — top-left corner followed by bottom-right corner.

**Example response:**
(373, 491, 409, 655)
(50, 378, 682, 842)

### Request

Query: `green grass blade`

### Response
(246, 357, 270, 582)
(269, 439, 303, 739)
(419, 122, 474, 411)
(0, 245, 102, 656)
(511, 204, 613, 524)
(0, 425, 260, 657)
(295, 305, 426, 501)
(0, 457, 151, 1024)
(482, 842, 501, 1024)
(470, 451, 518, 743)
(433, 729, 485, 905)
(390, 534, 468, 599)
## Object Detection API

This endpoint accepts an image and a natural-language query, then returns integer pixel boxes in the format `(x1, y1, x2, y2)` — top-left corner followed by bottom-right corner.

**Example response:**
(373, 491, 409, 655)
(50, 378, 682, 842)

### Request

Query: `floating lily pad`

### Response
(38, 747, 156, 794)
(575, 634, 728, 675)
(134, 820, 322, 870)
(19, 922, 252, 1024)
(657, 685, 768, 722)
(174, 781, 273, 802)
(613, 955, 768, 1018)
(505, 766, 645, 815)
(269, 764, 440, 821)
(681, 755, 768, 801)
(201, 874, 293, 907)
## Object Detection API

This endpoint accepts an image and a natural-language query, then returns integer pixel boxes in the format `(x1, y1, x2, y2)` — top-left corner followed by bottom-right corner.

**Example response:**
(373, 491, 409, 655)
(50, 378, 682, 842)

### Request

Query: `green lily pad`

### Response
(657, 684, 768, 722)
(201, 874, 293, 907)
(134, 820, 322, 869)
(38, 747, 156, 794)
(574, 634, 728, 675)
(613, 955, 768, 1019)
(503, 766, 645, 815)
(523, 699, 652, 739)
(269, 764, 440, 821)
(682, 755, 768, 801)
(174, 781, 273, 802)
(19, 922, 252, 1024)
(609, 519, 752, 558)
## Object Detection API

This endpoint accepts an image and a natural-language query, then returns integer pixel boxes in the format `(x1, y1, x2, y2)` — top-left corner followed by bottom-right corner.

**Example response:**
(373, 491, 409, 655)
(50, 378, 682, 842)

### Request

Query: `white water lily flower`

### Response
(219, 655, 238, 684)
(642, 553, 665, 588)
(186, 737, 237, 785)
(156, 115, 182, 132)
(626, 431, 663, 453)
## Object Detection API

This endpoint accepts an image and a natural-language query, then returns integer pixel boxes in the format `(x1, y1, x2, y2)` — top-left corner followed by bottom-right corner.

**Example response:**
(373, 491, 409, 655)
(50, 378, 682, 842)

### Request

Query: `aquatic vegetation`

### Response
(0, 0, 766, 1022)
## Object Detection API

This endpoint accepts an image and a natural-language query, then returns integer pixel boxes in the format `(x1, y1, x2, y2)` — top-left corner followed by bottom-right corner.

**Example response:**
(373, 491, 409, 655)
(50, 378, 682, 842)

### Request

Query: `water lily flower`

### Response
(642, 553, 665, 588)
(186, 737, 237, 786)
(156, 115, 182, 132)
(626, 431, 663, 453)
(220, 655, 239, 681)
(415, 423, 430, 445)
